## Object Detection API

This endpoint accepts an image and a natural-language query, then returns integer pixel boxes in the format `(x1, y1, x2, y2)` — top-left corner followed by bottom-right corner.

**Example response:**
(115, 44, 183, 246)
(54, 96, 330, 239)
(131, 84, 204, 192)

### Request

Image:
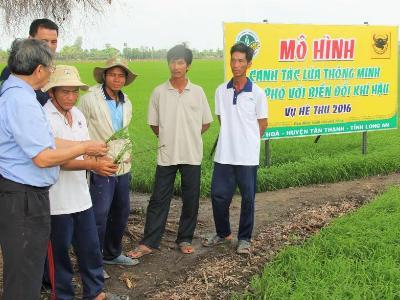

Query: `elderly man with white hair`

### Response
(0, 39, 107, 300)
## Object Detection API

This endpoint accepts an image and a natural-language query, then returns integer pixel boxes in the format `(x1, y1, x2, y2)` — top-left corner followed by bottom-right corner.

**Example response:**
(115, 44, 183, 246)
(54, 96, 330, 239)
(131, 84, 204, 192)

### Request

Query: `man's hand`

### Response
(91, 156, 119, 176)
(82, 141, 108, 157)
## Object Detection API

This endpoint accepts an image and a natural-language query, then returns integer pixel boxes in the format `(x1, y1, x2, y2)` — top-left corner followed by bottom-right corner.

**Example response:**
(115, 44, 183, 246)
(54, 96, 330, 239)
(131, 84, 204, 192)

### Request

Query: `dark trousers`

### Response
(44, 207, 104, 300)
(141, 164, 201, 249)
(211, 163, 258, 241)
(0, 176, 50, 300)
(90, 172, 131, 260)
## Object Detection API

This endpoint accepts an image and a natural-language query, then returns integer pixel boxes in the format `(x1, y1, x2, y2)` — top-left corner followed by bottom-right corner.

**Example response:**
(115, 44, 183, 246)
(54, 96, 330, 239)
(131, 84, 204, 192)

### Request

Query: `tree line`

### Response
(3, 37, 397, 61)
(0, 37, 223, 61)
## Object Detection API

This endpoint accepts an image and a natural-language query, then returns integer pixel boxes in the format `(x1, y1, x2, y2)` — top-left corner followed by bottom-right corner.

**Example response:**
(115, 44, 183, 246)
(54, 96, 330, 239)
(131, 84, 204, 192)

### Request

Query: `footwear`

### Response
(40, 293, 50, 300)
(237, 240, 251, 254)
(105, 292, 130, 300)
(40, 283, 51, 300)
(202, 234, 232, 247)
(103, 254, 139, 266)
(127, 245, 152, 259)
(178, 242, 194, 254)
(103, 269, 111, 280)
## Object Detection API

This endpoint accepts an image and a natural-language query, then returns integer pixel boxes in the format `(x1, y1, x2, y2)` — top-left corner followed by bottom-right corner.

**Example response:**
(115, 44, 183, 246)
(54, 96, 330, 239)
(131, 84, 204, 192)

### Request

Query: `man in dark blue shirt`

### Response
(0, 18, 58, 106)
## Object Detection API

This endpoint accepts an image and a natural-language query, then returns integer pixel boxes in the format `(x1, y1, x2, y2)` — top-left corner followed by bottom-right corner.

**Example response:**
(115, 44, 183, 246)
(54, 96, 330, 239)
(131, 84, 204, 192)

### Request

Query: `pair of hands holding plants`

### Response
(82, 141, 120, 177)
(83, 125, 132, 177)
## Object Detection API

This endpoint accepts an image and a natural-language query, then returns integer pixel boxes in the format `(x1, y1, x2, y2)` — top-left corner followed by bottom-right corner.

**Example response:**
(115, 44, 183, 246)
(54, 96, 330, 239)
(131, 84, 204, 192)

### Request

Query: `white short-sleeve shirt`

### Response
(44, 101, 92, 215)
(214, 79, 268, 166)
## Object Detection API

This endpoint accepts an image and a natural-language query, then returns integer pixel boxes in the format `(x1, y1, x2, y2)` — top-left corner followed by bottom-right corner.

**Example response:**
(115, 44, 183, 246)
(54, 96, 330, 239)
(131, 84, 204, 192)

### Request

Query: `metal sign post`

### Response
(265, 140, 271, 167)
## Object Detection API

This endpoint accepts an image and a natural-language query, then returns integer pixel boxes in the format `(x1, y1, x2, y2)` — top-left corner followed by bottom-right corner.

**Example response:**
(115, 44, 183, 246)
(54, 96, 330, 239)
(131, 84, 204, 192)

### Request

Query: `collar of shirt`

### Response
(101, 84, 125, 103)
(45, 100, 60, 114)
(45, 100, 76, 128)
(1, 74, 36, 96)
(167, 79, 192, 91)
(226, 77, 253, 105)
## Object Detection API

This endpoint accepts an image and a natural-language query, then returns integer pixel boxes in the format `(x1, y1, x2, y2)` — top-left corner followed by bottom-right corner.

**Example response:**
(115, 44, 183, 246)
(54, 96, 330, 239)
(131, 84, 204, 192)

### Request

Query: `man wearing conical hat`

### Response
(77, 58, 138, 268)
(43, 65, 126, 300)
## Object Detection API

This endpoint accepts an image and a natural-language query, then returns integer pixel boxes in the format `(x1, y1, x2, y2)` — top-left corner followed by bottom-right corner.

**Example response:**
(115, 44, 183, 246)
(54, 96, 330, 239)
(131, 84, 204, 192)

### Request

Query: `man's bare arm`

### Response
(32, 141, 107, 168)
(258, 118, 268, 137)
(61, 157, 118, 177)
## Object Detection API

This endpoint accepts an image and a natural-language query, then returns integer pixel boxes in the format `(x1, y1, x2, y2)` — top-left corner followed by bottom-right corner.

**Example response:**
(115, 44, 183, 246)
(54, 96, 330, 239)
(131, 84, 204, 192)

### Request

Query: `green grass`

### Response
(1, 60, 399, 196)
(236, 186, 400, 300)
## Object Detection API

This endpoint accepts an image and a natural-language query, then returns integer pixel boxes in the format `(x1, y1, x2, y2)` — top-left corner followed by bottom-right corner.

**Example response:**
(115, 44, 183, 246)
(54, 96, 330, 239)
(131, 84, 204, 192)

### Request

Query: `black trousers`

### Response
(0, 176, 50, 300)
(141, 164, 201, 249)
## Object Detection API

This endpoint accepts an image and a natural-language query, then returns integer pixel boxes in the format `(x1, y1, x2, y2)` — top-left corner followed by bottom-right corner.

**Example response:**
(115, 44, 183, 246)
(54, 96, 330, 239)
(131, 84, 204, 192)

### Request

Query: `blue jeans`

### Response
(46, 207, 103, 300)
(90, 172, 131, 260)
(211, 163, 258, 241)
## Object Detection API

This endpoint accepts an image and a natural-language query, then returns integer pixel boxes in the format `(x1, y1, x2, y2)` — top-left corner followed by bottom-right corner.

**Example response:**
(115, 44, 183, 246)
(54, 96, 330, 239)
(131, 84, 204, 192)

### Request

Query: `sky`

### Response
(0, 0, 398, 51)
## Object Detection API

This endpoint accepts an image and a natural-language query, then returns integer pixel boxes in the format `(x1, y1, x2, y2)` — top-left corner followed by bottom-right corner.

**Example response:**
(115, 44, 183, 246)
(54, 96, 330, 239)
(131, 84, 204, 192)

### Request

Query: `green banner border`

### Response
(262, 115, 398, 139)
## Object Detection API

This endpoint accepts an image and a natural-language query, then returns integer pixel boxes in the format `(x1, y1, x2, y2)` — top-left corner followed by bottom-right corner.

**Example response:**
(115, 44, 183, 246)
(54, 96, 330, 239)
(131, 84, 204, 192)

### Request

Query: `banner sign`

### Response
(223, 23, 398, 139)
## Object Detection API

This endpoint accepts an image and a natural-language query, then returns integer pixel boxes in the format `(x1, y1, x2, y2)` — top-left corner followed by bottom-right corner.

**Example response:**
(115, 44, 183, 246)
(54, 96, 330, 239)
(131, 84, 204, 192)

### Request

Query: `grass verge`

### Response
(236, 186, 400, 299)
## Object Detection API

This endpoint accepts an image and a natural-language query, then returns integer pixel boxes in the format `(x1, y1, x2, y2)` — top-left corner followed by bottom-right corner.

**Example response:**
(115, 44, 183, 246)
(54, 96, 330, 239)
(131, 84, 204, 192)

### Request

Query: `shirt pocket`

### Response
(184, 98, 202, 125)
(185, 98, 201, 113)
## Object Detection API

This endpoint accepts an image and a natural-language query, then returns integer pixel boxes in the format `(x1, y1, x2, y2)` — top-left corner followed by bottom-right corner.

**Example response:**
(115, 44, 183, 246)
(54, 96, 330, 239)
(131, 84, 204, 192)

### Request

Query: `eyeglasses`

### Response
(47, 65, 56, 73)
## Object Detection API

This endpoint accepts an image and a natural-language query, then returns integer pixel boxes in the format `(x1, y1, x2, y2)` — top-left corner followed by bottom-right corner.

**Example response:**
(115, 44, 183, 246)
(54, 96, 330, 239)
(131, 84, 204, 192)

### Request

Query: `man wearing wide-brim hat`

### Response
(43, 65, 126, 300)
(78, 58, 139, 269)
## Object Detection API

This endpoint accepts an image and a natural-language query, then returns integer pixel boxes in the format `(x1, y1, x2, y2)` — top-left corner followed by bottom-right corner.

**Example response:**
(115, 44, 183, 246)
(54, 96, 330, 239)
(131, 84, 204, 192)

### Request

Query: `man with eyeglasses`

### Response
(78, 58, 139, 275)
(0, 18, 59, 106)
(0, 39, 107, 300)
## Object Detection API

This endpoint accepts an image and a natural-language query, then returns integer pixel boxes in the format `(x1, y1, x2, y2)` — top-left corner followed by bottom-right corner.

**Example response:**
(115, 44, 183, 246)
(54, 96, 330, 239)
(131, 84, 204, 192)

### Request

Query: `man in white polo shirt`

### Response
(128, 44, 213, 258)
(43, 65, 126, 300)
(203, 43, 268, 254)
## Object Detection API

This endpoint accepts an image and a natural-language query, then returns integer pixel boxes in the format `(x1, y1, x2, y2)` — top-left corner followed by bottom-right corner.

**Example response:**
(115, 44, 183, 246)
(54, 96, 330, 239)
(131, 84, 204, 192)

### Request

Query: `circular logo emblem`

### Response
(372, 33, 389, 55)
(235, 30, 261, 57)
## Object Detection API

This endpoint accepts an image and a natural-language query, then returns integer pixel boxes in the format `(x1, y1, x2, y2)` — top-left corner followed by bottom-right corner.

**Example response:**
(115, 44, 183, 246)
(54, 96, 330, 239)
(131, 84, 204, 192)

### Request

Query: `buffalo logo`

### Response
(236, 30, 261, 57)
(372, 34, 389, 55)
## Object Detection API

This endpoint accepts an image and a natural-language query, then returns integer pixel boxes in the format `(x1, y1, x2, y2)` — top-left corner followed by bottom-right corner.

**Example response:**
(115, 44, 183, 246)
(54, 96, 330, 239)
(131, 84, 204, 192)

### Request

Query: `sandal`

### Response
(178, 242, 195, 254)
(104, 292, 130, 300)
(127, 245, 152, 259)
(202, 234, 232, 247)
(237, 240, 251, 254)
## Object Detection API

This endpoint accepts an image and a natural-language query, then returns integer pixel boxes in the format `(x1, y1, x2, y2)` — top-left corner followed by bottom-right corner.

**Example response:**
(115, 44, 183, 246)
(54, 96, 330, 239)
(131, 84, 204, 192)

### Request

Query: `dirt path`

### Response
(107, 173, 400, 299)
(1, 173, 399, 299)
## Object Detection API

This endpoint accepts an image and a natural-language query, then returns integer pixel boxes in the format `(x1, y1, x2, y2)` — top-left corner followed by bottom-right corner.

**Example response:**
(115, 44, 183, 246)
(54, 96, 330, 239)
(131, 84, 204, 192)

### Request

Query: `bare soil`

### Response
(1, 173, 400, 299)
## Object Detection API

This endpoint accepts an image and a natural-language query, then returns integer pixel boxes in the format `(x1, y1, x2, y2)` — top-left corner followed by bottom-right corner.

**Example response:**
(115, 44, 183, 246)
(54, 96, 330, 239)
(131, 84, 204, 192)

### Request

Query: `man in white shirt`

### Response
(128, 44, 213, 258)
(43, 65, 126, 300)
(203, 43, 268, 254)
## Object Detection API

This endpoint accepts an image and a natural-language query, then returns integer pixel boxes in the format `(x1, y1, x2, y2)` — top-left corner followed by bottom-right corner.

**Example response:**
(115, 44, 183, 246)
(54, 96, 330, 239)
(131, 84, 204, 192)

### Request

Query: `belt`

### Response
(0, 174, 50, 192)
